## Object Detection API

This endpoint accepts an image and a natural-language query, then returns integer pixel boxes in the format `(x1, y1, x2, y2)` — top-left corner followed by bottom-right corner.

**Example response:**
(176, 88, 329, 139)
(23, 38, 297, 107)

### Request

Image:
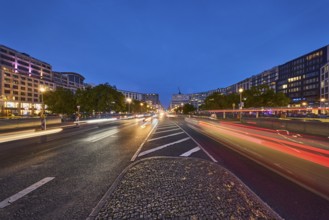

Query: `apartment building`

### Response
(0, 45, 85, 116)
(277, 46, 329, 106)
(0, 45, 55, 116)
(118, 89, 161, 110)
(53, 71, 85, 92)
(320, 61, 329, 107)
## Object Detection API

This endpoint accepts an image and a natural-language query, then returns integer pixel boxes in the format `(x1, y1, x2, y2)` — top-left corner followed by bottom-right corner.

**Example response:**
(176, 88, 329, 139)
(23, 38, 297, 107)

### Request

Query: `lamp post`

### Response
(126, 97, 132, 113)
(320, 98, 326, 114)
(76, 105, 80, 125)
(238, 88, 243, 121)
(39, 87, 46, 130)
(140, 103, 144, 113)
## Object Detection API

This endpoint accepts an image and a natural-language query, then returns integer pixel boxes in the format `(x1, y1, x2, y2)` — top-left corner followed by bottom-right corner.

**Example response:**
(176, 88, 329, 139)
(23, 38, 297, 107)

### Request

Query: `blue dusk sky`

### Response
(1, 0, 329, 108)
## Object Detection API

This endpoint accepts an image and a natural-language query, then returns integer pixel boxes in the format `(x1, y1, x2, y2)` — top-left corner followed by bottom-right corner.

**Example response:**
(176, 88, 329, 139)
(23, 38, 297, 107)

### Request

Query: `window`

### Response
(18, 60, 29, 66)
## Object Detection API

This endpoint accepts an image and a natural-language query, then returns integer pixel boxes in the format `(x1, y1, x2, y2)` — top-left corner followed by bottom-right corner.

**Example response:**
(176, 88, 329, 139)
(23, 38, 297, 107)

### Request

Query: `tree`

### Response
(75, 83, 126, 114)
(201, 85, 290, 110)
(182, 104, 196, 114)
(43, 88, 76, 115)
(201, 92, 239, 110)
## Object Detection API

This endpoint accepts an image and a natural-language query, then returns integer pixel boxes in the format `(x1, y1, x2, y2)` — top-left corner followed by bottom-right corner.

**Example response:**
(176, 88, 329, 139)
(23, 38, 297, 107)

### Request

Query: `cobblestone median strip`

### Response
(89, 157, 282, 220)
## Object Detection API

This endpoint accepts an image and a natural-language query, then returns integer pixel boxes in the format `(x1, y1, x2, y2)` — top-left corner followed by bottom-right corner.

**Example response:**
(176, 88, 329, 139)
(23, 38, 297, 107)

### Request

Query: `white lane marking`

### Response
(154, 128, 181, 134)
(147, 132, 184, 142)
(180, 147, 200, 157)
(156, 125, 178, 130)
(0, 177, 55, 208)
(87, 129, 120, 142)
(131, 120, 159, 161)
(177, 123, 218, 163)
(138, 137, 191, 157)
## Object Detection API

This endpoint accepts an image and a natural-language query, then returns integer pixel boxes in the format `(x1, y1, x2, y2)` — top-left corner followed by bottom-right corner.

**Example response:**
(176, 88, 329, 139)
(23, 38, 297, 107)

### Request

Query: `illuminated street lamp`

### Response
(302, 102, 307, 107)
(320, 98, 326, 114)
(238, 88, 243, 121)
(320, 98, 326, 107)
(140, 103, 144, 113)
(39, 87, 46, 130)
(126, 97, 132, 113)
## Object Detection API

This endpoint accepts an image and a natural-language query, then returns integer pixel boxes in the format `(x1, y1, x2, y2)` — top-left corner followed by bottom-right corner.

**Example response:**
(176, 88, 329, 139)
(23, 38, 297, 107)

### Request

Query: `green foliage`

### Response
(201, 85, 290, 110)
(201, 92, 239, 110)
(174, 104, 195, 114)
(76, 83, 126, 114)
(44, 83, 126, 115)
(182, 104, 195, 114)
(43, 88, 76, 114)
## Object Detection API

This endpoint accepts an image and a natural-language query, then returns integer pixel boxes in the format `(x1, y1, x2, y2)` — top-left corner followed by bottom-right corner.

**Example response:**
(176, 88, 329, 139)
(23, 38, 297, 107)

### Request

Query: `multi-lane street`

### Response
(0, 115, 329, 219)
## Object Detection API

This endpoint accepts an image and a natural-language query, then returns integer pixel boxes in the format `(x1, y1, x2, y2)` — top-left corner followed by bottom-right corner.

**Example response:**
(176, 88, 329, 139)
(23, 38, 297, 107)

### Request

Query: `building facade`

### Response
(174, 46, 329, 109)
(53, 71, 85, 92)
(170, 93, 190, 109)
(250, 67, 278, 90)
(0, 44, 85, 116)
(0, 45, 55, 116)
(170, 89, 218, 110)
(277, 46, 329, 106)
(118, 90, 161, 110)
(320, 61, 329, 107)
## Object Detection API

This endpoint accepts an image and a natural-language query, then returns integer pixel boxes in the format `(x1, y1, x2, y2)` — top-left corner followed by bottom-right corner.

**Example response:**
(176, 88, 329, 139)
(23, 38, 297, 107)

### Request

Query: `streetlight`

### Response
(76, 105, 80, 126)
(126, 97, 132, 113)
(320, 98, 326, 114)
(238, 88, 243, 121)
(140, 103, 144, 113)
(39, 87, 46, 130)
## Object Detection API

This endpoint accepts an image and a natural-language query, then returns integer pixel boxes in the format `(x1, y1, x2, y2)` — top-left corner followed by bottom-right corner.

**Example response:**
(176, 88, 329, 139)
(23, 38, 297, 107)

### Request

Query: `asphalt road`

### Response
(134, 116, 329, 220)
(0, 116, 329, 219)
(0, 118, 153, 219)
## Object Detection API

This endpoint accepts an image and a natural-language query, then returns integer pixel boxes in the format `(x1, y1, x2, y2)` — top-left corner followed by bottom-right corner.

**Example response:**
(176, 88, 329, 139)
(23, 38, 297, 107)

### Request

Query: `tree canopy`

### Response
(43, 83, 127, 115)
(200, 85, 290, 110)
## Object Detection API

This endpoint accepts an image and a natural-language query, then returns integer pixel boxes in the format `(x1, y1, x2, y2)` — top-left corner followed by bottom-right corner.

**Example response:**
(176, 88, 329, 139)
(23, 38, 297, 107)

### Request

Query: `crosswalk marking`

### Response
(156, 125, 178, 130)
(147, 132, 184, 142)
(180, 147, 200, 157)
(176, 122, 218, 162)
(138, 137, 190, 157)
(154, 128, 181, 134)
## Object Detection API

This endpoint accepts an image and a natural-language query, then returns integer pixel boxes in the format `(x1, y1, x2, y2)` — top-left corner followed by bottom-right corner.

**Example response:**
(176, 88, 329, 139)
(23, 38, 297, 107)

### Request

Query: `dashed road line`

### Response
(138, 137, 191, 157)
(0, 177, 55, 208)
(154, 128, 181, 134)
(180, 147, 200, 157)
(147, 132, 184, 142)
(155, 125, 178, 130)
(131, 120, 159, 161)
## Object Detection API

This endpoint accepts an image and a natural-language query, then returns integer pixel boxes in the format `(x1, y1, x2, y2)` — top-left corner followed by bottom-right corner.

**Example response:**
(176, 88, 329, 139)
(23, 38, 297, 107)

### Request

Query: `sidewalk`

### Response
(88, 157, 282, 220)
